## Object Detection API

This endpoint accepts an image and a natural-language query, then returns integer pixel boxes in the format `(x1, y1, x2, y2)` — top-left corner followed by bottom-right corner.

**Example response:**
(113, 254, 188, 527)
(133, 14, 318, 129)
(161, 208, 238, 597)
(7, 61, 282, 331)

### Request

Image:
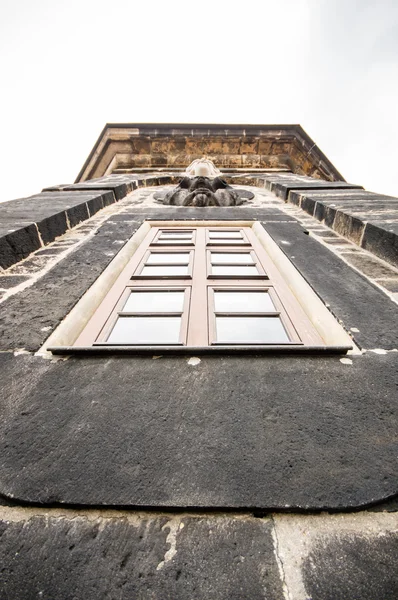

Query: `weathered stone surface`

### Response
(341, 252, 398, 279)
(362, 221, 398, 267)
(0, 218, 143, 351)
(0, 351, 398, 509)
(0, 513, 283, 600)
(44, 174, 140, 201)
(286, 189, 398, 268)
(0, 191, 115, 269)
(1, 210, 396, 353)
(0, 224, 42, 269)
(270, 180, 363, 201)
(262, 221, 398, 350)
(78, 125, 343, 182)
(375, 278, 398, 292)
(302, 532, 398, 600)
(0, 275, 30, 288)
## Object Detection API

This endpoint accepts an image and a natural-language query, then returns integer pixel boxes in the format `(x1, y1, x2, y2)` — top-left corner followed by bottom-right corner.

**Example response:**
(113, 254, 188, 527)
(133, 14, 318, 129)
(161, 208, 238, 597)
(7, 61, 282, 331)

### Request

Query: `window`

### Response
(68, 224, 349, 351)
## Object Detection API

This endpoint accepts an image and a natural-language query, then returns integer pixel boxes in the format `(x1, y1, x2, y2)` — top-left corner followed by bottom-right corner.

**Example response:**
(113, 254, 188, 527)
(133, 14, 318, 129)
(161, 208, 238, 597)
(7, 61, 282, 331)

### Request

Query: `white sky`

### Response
(0, 0, 397, 202)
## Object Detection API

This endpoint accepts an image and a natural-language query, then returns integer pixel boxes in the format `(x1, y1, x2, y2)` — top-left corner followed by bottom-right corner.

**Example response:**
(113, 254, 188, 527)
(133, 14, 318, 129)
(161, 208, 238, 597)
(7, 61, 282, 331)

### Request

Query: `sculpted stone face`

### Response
(156, 176, 250, 206)
(154, 158, 254, 206)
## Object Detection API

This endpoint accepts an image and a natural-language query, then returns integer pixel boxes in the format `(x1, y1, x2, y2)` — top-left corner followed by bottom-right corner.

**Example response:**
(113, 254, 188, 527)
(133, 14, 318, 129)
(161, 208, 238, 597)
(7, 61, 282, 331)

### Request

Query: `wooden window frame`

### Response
(151, 228, 196, 246)
(95, 286, 191, 346)
(135, 248, 194, 279)
(208, 286, 301, 345)
(206, 228, 250, 246)
(68, 223, 349, 352)
(206, 249, 267, 279)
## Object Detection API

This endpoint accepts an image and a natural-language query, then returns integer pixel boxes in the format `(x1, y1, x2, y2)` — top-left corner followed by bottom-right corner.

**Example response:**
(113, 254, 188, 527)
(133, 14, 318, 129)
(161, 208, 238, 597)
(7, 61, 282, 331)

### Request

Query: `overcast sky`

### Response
(0, 0, 397, 202)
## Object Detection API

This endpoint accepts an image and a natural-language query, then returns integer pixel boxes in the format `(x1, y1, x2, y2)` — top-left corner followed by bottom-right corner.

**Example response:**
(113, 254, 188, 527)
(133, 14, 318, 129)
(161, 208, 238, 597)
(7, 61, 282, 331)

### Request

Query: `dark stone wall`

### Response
(1, 173, 398, 598)
(0, 199, 397, 510)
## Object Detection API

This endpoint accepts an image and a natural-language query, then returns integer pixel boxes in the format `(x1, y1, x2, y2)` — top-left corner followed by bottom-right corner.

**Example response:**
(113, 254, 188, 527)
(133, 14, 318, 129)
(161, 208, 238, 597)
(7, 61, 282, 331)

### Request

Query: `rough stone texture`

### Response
(0, 175, 191, 270)
(44, 173, 141, 201)
(0, 217, 143, 351)
(0, 223, 42, 269)
(375, 278, 398, 292)
(363, 221, 398, 267)
(302, 533, 398, 600)
(0, 275, 30, 288)
(78, 124, 344, 182)
(0, 190, 115, 268)
(3, 207, 397, 352)
(0, 513, 282, 600)
(341, 252, 398, 280)
(287, 188, 398, 268)
(270, 180, 363, 201)
(262, 221, 398, 349)
(1, 191, 398, 511)
(1, 351, 397, 509)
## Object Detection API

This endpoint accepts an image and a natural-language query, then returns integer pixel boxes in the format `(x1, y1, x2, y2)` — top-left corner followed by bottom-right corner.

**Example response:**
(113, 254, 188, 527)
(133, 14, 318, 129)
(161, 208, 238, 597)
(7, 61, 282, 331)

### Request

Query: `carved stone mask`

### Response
(154, 160, 254, 207)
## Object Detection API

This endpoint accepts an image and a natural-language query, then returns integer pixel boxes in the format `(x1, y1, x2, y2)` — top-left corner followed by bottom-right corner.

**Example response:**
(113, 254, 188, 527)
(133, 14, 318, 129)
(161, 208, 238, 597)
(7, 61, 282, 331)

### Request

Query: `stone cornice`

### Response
(76, 123, 345, 183)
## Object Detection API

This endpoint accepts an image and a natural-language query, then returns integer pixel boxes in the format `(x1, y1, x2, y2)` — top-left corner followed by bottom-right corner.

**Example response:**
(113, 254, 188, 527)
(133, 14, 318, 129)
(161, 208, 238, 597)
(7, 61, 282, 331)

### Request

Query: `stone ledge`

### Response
(286, 187, 398, 268)
(0, 174, 176, 270)
(263, 173, 363, 200)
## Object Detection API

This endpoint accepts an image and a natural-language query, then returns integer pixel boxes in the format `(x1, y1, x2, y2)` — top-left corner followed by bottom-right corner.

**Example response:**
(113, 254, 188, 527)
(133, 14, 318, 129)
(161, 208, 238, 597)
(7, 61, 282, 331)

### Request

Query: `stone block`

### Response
(0, 275, 30, 288)
(342, 252, 398, 279)
(130, 136, 151, 154)
(258, 139, 273, 154)
(37, 212, 69, 245)
(376, 278, 398, 292)
(66, 203, 90, 228)
(240, 137, 259, 154)
(333, 211, 366, 245)
(242, 154, 261, 168)
(131, 154, 151, 167)
(272, 181, 363, 201)
(362, 221, 398, 268)
(303, 531, 398, 600)
(0, 514, 282, 600)
(150, 154, 168, 167)
(0, 225, 42, 269)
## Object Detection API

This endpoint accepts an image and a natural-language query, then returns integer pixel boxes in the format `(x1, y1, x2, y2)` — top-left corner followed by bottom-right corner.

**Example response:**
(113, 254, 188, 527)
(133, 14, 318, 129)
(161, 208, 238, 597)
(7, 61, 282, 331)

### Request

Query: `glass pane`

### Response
(211, 253, 254, 264)
(209, 231, 242, 239)
(215, 317, 289, 343)
(156, 239, 193, 245)
(160, 232, 192, 239)
(122, 291, 185, 313)
(107, 316, 181, 344)
(140, 266, 189, 276)
(208, 239, 247, 245)
(211, 266, 259, 276)
(146, 253, 189, 264)
(214, 291, 275, 312)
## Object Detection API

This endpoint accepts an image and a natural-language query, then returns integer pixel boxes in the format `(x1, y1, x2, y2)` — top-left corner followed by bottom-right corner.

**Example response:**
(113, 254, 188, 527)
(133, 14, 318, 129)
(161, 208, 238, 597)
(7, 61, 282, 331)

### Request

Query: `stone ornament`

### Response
(154, 158, 254, 206)
(185, 158, 222, 178)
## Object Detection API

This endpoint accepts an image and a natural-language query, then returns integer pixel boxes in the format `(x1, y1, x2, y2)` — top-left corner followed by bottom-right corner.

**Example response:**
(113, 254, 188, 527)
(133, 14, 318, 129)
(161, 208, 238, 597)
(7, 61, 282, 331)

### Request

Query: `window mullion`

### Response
(186, 227, 208, 346)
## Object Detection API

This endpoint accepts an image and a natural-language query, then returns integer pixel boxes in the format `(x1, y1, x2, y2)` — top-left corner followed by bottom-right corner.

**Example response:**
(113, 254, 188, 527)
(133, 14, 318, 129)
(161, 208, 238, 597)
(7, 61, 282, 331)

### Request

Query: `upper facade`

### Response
(76, 123, 345, 182)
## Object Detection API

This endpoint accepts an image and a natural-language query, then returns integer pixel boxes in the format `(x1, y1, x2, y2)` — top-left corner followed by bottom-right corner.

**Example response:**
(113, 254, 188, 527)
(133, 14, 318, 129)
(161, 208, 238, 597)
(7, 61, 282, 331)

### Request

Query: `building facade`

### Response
(0, 124, 397, 598)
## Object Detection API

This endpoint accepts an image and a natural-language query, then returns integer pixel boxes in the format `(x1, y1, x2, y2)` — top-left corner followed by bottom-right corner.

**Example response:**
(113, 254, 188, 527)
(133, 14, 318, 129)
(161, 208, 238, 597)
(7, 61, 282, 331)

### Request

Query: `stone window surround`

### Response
(41, 221, 355, 356)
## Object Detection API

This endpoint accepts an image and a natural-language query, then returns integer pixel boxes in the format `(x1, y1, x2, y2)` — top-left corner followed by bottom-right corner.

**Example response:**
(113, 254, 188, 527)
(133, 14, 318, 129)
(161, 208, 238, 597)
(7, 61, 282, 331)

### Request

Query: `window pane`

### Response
(209, 231, 242, 239)
(211, 266, 259, 276)
(156, 239, 193, 245)
(159, 232, 192, 239)
(208, 239, 247, 245)
(140, 266, 189, 276)
(214, 291, 275, 312)
(122, 291, 185, 313)
(211, 253, 254, 264)
(107, 316, 181, 344)
(146, 253, 189, 264)
(215, 316, 289, 343)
